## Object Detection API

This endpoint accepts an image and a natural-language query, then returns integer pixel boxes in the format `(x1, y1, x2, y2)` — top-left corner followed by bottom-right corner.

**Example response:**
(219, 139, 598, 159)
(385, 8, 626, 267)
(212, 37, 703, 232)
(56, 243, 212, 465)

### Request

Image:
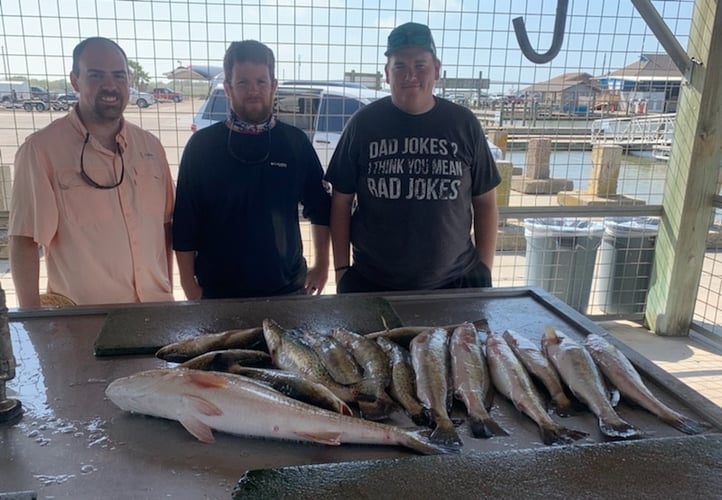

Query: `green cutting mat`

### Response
(93, 295, 402, 356)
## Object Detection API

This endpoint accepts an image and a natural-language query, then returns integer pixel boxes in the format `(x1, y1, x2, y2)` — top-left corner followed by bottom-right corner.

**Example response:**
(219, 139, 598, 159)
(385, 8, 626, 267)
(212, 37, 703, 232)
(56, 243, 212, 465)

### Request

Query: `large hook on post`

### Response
(513, 0, 569, 64)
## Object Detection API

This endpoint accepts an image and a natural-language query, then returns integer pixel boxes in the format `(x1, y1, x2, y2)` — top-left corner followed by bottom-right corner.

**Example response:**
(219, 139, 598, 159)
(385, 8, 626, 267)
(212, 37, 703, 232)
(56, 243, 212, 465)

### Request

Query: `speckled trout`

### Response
(584, 333, 709, 435)
(450, 323, 508, 438)
(106, 368, 450, 455)
(502, 329, 575, 416)
(410, 327, 462, 448)
(486, 331, 587, 445)
(156, 327, 264, 363)
(542, 326, 643, 440)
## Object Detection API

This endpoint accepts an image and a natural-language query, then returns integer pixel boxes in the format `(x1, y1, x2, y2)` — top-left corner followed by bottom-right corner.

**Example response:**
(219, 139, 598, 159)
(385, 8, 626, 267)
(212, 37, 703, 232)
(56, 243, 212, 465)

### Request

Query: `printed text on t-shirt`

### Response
(366, 137, 464, 200)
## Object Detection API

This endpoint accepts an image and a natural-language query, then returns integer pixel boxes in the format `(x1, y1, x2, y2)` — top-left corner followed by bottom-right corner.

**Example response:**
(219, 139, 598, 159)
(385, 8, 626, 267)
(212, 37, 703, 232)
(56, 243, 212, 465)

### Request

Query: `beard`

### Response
(92, 93, 126, 121)
(232, 98, 273, 124)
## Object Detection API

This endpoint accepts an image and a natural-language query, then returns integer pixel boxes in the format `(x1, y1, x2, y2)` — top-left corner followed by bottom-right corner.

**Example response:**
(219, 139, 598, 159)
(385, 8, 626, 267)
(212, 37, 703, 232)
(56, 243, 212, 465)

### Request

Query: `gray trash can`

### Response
(524, 218, 604, 313)
(597, 217, 659, 314)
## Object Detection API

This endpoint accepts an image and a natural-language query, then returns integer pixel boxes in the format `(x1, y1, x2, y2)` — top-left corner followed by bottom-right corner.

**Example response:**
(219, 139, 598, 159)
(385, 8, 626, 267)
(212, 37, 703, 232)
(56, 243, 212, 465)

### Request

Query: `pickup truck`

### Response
(152, 87, 184, 103)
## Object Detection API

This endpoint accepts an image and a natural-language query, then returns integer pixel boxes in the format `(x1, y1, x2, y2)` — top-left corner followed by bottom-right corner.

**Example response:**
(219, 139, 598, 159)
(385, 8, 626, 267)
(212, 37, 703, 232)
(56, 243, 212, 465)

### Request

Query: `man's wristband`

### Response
(334, 265, 351, 272)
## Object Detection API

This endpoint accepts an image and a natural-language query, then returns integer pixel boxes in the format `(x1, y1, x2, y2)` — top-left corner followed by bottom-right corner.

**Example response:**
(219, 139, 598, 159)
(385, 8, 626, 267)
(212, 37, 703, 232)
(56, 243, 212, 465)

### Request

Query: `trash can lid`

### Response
(603, 217, 659, 237)
(523, 218, 604, 237)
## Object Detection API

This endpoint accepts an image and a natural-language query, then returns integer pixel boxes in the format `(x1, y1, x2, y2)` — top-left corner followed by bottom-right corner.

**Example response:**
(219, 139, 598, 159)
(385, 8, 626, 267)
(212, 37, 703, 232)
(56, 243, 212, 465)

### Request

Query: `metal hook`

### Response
(513, 0, 569, 64)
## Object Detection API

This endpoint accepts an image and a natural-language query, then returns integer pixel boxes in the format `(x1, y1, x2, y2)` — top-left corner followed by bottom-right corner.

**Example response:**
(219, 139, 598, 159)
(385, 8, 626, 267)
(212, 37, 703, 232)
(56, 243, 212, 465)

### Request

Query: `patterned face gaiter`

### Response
(225, 110, 277, 134)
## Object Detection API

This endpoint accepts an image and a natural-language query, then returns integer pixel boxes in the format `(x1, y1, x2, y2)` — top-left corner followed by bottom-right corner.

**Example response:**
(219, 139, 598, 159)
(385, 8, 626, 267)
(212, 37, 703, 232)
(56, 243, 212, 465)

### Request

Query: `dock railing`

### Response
(591, 113, 676, 153)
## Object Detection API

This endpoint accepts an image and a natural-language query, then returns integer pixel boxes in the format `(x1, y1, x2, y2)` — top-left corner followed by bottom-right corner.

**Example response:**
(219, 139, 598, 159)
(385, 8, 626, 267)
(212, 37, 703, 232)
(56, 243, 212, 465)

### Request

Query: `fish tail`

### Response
(429, 417, 463, 448)
(599, 417, 644, 440)
(410, 407, 432, 427)
(540, 423, 588, 445)
(551, 395, 577, 417)
(467, 414, 509, 438)
(662, 412, 710, 435)
(399, 429, 459, 455)
(358, 394, 397, 421)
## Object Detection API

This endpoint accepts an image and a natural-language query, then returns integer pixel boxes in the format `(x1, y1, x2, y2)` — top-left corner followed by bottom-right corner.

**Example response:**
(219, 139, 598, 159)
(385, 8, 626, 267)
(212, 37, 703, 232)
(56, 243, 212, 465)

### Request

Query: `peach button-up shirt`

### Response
(9, 107, 174, 305)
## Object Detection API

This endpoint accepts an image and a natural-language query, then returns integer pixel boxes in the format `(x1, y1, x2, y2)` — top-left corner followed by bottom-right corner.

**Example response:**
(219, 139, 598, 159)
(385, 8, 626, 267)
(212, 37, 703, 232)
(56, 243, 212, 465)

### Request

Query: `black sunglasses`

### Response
(80, 133, 125, 189)
(226, 127, 271, 165)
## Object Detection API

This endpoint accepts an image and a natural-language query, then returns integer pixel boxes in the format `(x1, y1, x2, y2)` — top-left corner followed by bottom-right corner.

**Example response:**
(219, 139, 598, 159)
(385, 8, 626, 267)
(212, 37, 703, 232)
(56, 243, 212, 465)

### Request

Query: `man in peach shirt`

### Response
(8, 37, 174, 307)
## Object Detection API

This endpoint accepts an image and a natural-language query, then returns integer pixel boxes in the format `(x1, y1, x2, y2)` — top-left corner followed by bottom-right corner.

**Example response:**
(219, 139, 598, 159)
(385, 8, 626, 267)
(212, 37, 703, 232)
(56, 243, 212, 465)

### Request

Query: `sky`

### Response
(0, 0, 695, 94)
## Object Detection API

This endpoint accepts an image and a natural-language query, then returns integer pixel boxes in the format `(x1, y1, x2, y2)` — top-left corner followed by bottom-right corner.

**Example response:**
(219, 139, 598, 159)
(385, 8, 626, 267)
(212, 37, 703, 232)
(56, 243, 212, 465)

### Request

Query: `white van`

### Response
(192, 81, 388, 168)
(191, 80, 502, 167)
(0, 80, 31, 103)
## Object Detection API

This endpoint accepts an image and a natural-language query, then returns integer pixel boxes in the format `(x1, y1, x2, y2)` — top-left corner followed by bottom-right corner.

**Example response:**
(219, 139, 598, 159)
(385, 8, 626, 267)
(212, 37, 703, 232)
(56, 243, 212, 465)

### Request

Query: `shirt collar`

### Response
(68, 104, 128, 150)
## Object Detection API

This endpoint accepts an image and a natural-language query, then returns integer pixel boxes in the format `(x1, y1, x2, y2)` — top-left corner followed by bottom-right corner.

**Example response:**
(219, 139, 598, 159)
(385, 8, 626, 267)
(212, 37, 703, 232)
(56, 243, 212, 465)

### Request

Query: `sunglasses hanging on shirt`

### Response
(79, 133, 125, 189)
(226, 126, 272, 165)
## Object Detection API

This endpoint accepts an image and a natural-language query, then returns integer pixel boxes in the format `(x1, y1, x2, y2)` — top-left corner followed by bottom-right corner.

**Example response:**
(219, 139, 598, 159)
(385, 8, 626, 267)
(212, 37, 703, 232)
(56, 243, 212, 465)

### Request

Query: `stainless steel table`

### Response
(2, 289, 720, 499)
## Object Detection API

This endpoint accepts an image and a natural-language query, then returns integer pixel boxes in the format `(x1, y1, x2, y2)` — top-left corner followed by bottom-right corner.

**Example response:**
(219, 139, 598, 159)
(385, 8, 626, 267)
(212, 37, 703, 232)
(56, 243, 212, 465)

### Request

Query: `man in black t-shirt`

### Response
(325, 22, 501, 293)
(173, 41, 331, 299)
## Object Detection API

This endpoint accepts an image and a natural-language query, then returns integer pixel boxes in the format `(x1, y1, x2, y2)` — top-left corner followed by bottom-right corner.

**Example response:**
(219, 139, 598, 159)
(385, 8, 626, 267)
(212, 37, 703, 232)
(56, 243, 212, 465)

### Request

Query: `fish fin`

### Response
(551, 394, 579, 417)
(295, 431, 343, 446)
(663, 412, 710, 435)
(338, 402, 354, 416)
(468, 415, 509, 438)
(598, 417, 644, 440)
(183, 394, 224, 417)
(540, 424, 588, 445)
(186, 370, 229, 389)
(401, 429, 459, 455)
(429, 416, 463, 448)
(178, 415, 215, 443)
(410, 410, 432, 427)
(358, 397, 396, 421)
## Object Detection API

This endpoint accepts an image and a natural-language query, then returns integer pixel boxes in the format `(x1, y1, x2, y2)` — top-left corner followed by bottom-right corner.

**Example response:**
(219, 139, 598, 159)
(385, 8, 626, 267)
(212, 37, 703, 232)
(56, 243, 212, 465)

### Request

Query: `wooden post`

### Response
(645, 0, 722, 335)
(495, 160, 513, 208)
(587, 145, 622, 197)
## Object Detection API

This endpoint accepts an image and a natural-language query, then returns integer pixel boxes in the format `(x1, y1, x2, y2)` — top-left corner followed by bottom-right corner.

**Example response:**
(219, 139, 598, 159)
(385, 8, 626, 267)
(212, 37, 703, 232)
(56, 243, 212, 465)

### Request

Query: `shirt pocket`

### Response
(57, 171, 115, 225)
(133, 163, 167, 217)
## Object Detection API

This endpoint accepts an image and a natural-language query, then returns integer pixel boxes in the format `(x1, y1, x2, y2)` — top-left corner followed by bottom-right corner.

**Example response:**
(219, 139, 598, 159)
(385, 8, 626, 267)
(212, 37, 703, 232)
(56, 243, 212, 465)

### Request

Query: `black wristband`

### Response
(334, 265, 351, 272)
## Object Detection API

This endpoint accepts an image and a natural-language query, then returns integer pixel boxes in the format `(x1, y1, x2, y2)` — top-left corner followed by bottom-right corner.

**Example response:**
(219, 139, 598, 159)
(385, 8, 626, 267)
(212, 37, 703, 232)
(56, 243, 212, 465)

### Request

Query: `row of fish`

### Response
(107, 319, 709, 454)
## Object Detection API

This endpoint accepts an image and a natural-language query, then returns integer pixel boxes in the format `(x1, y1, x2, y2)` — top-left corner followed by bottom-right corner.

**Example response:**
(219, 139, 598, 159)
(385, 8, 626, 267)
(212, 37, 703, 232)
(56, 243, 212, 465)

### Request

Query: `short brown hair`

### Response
(223, 40, 275, 83)
(72, 37, 128, 76)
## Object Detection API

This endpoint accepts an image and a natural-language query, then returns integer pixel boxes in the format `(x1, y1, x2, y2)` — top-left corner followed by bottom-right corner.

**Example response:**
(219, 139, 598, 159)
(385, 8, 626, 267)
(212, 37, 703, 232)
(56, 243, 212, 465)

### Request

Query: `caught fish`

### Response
(410, 328, 462, 448)
(155, 327, 264, 363)
(450, 323, 508, 438)
(584, 333, 709, 435)
(106, 368, 450, 455)
(178, 349, 271, 371)
(502, 329, 575, 416)
(301, 330, 364, 385)
(486, 331, 587, 445)
(542, 326, 642, 440)
(330, 327, 396, 420)
(229, 366, 353, 416)
(366, 319, 490, 349)
(376, 337, 429, 426)
(262, 319, 359, 403)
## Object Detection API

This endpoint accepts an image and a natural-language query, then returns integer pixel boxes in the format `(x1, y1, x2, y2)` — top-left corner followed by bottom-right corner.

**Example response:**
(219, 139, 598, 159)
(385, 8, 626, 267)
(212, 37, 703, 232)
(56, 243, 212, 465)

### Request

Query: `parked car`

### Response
(191, 81, 503, 167)
(0, 80, 31, 103)
(30, 85, 56, 100)
(152, 87, 184, 103)
(56, 91, 79, 104)
(191, 82, 389, 168)
(129, 88, 155, 108)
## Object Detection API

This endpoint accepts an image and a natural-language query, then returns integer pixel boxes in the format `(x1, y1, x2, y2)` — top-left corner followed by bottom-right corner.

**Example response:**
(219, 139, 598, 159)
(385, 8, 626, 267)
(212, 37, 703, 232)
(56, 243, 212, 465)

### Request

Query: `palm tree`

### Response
(128, 60, 150, 90)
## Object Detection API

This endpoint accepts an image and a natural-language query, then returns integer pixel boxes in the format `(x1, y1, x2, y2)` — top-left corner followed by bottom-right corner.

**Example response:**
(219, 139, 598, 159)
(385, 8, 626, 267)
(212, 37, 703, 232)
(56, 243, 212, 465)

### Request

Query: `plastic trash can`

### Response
(524, 218, 604, 313)
(596, 217, 659, 314)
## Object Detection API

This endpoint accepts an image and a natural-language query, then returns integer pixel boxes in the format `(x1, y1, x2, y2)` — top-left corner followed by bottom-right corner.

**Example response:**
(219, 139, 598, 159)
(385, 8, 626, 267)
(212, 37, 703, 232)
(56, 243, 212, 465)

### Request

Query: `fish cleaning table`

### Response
(1, 289, 721, 499)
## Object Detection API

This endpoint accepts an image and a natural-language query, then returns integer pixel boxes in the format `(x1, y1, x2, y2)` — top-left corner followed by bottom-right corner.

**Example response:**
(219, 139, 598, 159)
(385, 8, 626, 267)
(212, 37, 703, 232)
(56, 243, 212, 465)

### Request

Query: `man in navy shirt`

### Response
(173, 40, 331, 299)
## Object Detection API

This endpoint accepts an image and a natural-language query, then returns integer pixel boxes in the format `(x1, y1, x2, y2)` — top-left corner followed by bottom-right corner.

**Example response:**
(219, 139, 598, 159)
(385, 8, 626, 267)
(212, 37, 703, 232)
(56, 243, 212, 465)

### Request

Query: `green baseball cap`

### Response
(385, 22, 437, 57)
